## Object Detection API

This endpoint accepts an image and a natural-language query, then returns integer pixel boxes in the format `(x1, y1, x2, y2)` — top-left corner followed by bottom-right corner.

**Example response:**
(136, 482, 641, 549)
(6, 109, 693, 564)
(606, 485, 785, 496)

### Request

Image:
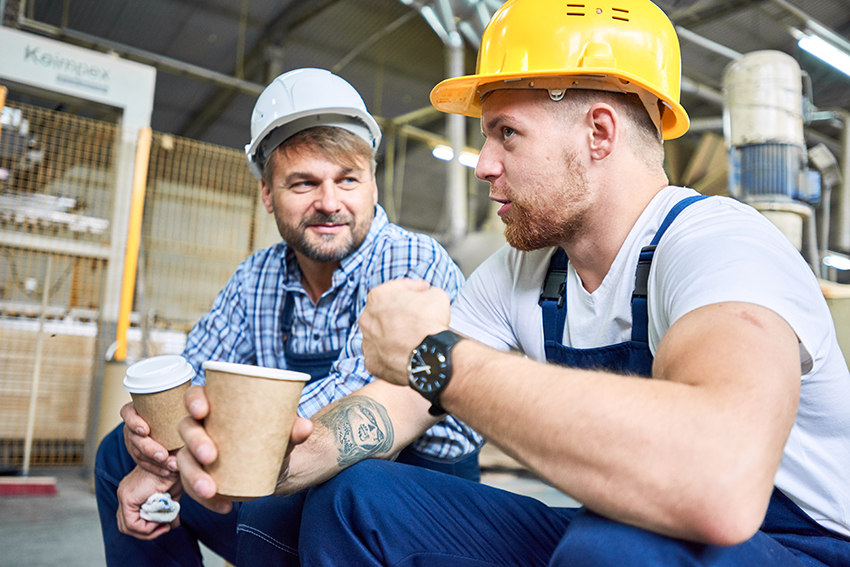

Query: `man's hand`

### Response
(360, 278, 451, 385)
(116, 465, 182, 540)
(121, 402, 178, 477)
(176, 385, 313, 513)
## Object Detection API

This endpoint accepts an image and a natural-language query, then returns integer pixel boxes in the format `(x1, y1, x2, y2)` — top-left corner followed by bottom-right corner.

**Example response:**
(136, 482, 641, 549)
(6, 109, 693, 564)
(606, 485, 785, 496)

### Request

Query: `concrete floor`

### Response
(0, 446, 579, 566)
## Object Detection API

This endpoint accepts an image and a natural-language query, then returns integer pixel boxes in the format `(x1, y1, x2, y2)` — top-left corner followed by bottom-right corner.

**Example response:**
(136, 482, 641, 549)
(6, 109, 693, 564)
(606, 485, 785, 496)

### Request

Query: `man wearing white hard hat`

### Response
(293, 0, 850, 565)
(93, 68, 483, 567)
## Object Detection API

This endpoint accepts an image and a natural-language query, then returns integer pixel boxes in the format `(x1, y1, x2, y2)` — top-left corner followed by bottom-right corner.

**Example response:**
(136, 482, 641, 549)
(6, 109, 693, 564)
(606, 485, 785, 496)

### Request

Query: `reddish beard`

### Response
(501, 151, 589, 251)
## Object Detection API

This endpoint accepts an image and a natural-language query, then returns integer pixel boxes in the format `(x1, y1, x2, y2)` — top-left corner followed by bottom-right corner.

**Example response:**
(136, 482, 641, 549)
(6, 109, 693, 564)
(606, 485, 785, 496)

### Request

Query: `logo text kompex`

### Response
(24, 45, 111, 81)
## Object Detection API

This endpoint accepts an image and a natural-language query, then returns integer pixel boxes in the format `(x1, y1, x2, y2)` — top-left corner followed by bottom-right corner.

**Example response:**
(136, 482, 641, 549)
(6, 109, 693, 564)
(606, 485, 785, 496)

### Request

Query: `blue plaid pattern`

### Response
(183, 205, 483, 459)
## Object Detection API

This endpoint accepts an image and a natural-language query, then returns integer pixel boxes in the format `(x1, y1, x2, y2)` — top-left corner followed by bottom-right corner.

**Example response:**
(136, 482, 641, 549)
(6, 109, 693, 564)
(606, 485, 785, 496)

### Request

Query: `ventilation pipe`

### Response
(723, 50, 821, 270)
(401, 0, 509, 244)
(445, 25, 467, 244)
(832, 111, 850, 254)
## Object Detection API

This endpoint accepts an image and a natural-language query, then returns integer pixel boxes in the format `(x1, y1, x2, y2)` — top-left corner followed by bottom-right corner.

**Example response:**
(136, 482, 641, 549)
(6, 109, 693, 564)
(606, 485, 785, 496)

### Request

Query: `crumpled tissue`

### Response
(140, 492, 180, 523)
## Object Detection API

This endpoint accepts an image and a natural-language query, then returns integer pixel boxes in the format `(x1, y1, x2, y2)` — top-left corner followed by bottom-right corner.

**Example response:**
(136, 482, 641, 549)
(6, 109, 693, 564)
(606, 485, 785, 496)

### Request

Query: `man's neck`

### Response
(294, 251, 340, 304)
(563, 171, 668, 294)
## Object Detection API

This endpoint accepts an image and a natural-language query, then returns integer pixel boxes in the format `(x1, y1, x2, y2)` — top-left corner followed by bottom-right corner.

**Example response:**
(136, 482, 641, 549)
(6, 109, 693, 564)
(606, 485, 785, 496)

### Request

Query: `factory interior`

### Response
(2, 0, 850, 565)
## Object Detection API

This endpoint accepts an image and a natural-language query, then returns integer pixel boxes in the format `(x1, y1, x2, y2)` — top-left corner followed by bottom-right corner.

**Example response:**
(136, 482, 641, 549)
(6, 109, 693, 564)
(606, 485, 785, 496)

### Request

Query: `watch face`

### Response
(409, 342, 449, 396)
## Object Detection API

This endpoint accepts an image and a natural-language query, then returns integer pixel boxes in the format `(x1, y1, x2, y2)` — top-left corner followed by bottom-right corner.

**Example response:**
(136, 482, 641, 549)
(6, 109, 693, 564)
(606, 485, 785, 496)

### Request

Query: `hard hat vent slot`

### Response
(612, 7, 629, 21)
(566, 3, 585, 16)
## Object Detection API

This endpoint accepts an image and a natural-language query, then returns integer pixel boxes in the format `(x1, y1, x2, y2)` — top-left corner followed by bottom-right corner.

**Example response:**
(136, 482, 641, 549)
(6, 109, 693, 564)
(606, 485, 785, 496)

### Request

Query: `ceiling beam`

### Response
(669, 0, 762, 29)
(161, 0, 266, 30)
(178, 0, 342, 140)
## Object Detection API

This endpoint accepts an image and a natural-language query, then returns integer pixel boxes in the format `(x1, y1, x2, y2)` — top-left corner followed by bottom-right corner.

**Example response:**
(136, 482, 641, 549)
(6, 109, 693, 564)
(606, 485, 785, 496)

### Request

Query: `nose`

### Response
(474, 138, 501, 182)
(315, 180, 342, 213)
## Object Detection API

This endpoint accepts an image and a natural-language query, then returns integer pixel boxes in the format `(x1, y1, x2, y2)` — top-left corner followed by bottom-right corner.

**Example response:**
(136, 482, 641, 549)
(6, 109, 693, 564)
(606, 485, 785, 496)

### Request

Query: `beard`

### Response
(276, 209, 372, 262)
(502, 149, 590, 251)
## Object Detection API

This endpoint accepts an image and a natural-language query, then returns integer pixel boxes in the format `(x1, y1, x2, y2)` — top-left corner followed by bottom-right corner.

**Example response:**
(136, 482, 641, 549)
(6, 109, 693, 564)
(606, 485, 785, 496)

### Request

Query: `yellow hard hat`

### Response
(430, 0, 690, 140)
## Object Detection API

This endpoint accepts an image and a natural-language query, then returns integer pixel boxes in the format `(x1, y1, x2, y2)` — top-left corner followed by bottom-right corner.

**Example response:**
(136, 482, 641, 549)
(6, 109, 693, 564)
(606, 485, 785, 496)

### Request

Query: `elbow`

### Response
(683, 478, 773, 547)
(690, 507, 764, 547)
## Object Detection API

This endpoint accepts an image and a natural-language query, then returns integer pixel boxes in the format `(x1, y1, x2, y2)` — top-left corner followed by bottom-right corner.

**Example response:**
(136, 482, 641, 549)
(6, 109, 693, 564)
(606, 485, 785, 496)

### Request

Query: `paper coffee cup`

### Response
(201, 361, 309, 500)
(123, 355, 195, 451)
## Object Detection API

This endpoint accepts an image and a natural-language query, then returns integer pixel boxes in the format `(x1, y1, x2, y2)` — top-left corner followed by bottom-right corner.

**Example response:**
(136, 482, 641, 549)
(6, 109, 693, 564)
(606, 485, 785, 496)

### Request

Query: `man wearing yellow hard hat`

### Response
(291, 0, 850, 565)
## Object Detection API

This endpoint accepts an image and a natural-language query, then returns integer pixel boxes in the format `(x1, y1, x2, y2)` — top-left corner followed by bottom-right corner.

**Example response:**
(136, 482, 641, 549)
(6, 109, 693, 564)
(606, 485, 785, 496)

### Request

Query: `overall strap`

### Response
(281, 291, 296, 340)
(630, 194, 709, 343)
(281, 286, 358, 341)
(540, 248, 568, 345)
(540, 194, 710, 347)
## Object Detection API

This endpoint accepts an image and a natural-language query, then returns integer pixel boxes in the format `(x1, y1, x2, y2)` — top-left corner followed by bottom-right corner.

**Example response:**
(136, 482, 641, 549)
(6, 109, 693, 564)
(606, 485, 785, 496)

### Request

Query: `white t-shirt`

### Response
(451, 186, 850, 536)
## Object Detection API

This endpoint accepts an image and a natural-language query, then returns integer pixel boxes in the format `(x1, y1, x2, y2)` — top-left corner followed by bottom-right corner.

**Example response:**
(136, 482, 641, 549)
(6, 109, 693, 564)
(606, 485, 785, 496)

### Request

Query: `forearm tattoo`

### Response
(318, 395, 395, 467)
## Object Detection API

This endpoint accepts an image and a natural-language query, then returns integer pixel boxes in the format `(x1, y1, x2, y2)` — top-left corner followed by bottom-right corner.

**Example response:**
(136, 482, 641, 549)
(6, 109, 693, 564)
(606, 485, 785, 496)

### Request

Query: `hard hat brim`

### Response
(430, 69, 690, 140)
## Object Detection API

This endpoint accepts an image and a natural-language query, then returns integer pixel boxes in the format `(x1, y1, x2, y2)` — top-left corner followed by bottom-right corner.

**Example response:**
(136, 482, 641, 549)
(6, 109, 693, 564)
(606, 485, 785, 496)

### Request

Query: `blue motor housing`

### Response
(731, 143, 820, 203)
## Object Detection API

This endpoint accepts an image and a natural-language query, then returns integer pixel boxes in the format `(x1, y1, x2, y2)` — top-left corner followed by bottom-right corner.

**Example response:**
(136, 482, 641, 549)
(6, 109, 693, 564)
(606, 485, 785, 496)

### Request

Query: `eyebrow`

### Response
(482, 114, 509, 137)
(283, 167, 359, 185)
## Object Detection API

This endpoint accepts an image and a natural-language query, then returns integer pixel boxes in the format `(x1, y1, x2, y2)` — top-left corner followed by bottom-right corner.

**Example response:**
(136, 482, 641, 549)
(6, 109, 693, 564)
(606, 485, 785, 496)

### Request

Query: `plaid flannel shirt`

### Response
(183, 205, 483, 460)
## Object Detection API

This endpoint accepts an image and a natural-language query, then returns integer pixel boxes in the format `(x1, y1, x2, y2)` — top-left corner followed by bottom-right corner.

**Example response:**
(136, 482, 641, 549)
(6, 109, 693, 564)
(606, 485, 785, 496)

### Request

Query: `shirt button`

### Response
(313, 334, 320, 340)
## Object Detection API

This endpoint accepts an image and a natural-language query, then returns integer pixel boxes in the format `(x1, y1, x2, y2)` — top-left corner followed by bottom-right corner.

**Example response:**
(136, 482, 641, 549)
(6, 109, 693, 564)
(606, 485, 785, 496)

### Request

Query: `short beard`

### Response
(502, 150, 589, 251)
(503, 200, 585, 251)
(277, 210, 370, 262)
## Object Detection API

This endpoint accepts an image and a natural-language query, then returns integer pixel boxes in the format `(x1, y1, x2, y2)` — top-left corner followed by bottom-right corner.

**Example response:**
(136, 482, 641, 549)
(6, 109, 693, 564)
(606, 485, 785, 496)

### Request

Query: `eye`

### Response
(339, 176, 361, 189)
(290, 180, 316, 193)
(502, 126, 515, 141)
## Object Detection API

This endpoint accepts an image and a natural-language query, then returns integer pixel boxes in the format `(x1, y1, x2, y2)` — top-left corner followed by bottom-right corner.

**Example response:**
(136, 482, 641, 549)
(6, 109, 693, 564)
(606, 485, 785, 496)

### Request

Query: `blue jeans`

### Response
(298, 460, 850, 567)
(94, 424, 240, 566)
(235, 447, 481, 566)
(95, 425, 481, 566)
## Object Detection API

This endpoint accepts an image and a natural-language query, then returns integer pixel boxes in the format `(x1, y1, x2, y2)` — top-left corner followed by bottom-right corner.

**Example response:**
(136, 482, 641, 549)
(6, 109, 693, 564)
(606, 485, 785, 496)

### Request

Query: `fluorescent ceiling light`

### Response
(431, 145, 479, 169)
(823, 254, 850, 271)
(796, 31, 850, 78)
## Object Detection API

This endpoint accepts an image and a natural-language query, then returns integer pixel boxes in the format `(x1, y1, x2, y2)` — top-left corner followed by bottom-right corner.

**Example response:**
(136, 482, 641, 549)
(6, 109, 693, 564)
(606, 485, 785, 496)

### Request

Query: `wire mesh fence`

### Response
(0, 95, 261, 469)
(138, 133, 259, 342)
(0, 99, 114, 468)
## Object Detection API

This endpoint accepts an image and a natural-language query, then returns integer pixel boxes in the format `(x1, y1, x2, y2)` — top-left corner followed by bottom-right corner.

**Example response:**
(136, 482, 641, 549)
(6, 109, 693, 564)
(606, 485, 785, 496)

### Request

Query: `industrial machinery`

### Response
(724, 50, 821, 266)
(724, 49, 850, 281)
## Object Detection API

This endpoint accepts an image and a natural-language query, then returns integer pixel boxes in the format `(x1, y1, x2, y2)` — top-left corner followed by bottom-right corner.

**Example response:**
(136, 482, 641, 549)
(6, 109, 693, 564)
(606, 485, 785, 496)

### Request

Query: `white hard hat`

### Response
(245, 68, 382, 179)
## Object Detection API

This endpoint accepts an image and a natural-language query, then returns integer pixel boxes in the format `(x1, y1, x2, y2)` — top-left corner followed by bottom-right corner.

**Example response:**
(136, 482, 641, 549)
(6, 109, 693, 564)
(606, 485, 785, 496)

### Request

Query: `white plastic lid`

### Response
(201, 360, 310, 382)
(124, 355, 196, 394)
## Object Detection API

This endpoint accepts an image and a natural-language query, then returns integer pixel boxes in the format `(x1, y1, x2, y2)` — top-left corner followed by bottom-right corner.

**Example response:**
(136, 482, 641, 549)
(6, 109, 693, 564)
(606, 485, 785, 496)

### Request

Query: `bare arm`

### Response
(278, 380, 440, 495)
(360, 280, 800, 546)
(177, 379, 440, 509)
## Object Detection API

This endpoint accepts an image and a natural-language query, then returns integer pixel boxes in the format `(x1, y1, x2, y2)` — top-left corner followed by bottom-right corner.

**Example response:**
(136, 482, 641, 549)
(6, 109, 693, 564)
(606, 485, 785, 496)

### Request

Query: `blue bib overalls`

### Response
(279, 291, 348, 384)
(296, 195, 850, 566)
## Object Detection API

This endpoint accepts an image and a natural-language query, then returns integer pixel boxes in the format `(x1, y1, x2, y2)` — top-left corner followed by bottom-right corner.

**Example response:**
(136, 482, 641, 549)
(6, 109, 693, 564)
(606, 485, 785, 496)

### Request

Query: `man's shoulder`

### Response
(369, 219, 448, 258)
(659, 190, 780, 242)
(465, 244, 554, 294)
(231, 242, 287, 280)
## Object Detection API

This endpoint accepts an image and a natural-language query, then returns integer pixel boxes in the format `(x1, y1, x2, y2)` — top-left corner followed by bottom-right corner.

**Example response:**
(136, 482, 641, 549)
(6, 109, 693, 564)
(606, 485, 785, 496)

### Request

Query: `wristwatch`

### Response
(408, 330, 464, 416)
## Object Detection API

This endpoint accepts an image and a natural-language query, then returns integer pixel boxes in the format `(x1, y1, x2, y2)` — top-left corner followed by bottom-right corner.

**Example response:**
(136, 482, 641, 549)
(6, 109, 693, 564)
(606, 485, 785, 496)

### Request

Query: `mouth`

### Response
(490, 197, 512, 217)
(305, 222, 349, 235)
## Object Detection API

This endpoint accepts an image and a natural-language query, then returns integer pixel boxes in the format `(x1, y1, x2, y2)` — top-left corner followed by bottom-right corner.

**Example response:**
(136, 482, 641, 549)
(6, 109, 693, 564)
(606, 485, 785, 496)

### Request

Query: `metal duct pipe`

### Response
(417, 0, 470, 244)
(832, 110, 850, 253)
(676, 26, 742, 61)
(446, 29, 467, 244)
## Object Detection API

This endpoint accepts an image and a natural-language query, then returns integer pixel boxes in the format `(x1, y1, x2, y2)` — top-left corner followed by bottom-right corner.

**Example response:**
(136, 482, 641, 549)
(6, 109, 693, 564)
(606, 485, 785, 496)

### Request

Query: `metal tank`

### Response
(723, 50, 820, 261)
(724, 50, 816, 201)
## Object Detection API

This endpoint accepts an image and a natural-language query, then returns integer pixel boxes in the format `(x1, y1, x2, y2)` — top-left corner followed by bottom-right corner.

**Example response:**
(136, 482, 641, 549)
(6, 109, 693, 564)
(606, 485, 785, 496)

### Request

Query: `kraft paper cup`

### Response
(123, 355, 195, 451)
(201, 361, 309, 500)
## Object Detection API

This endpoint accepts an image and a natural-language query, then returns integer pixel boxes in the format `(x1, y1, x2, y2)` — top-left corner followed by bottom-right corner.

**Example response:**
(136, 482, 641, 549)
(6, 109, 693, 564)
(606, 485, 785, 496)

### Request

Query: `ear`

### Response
(370, 179, 378, 207)
(260, 178, 274, 214)
(586, 103, 617, 161)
